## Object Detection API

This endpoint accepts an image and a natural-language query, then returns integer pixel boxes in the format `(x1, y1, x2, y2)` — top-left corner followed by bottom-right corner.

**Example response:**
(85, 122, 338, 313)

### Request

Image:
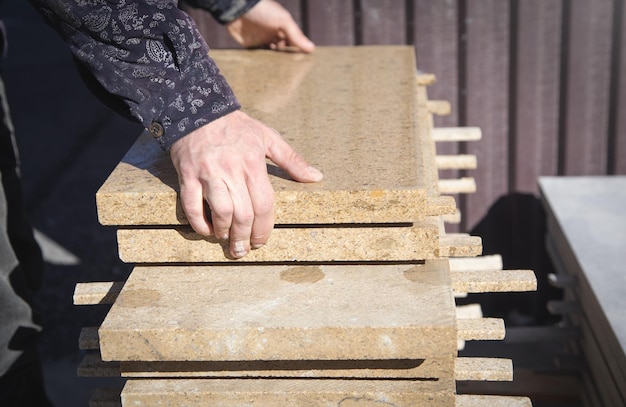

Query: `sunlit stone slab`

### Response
(116, 220, 440, 263)
(96, 46, 452, 226)
(121, 378, 456, 407)
(99, 260, 456, 362)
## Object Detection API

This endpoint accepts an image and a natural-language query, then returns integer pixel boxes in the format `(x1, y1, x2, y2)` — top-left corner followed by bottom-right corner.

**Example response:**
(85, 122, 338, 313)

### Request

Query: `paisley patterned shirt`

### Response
(28, 0, 260, 149)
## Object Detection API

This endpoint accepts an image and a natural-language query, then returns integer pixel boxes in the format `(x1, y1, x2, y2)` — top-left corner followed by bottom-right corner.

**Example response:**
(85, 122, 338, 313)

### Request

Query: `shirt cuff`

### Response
(146, 73, 241, 150)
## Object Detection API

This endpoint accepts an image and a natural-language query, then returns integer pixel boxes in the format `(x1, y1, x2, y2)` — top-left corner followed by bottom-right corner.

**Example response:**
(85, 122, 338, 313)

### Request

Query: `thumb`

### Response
(282, 21, 315, 53)
(266, 134, 323, 183)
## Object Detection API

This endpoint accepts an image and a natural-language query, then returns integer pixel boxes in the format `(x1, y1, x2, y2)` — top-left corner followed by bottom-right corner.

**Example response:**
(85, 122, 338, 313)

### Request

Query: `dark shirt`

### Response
(28, 0, 260, 149)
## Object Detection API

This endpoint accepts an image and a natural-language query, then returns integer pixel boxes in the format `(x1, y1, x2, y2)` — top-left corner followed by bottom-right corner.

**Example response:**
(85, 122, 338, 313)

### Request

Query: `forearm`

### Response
(28, 0, 240, 149)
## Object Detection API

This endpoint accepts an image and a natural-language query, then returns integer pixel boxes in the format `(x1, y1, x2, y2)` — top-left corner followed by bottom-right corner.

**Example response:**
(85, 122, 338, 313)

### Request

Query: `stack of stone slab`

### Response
(76, 46, 536, 406)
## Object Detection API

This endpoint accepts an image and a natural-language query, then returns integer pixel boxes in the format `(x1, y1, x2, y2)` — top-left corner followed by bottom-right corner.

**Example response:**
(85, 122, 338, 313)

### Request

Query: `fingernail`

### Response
(307, 166, 323, 181)
(233, 241, 247, 258)
(251, 243, 264, 250)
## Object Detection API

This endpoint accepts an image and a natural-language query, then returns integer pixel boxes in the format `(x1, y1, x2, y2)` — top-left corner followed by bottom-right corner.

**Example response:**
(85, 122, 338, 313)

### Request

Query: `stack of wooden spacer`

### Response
(75, 46, 537, 406)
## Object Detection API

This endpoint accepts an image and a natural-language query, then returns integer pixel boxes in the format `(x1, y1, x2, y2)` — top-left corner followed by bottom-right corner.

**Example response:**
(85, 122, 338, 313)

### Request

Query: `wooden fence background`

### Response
(183, 1, 624, 306)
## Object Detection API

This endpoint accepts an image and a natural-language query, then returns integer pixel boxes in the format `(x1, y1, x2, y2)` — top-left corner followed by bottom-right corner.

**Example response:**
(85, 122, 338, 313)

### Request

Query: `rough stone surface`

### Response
(116, 220, 440, 263)
(120, 378, 456, 406)
(95, 47, 454, 226)
(99, 260, 456, 362)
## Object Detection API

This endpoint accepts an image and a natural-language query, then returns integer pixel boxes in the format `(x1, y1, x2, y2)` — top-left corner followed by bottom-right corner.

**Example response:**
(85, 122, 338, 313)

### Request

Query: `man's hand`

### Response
(169, 110, 323, 259)
(226, 0, 315, 53)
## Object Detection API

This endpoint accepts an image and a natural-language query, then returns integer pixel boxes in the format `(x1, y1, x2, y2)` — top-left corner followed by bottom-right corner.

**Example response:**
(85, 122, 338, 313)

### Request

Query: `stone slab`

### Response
(78, 335, 454, 379)
(118, 359, 454, 380)
(89, 387, 122, 407)
(448, 255, 503, 272)
(539, 176, 626, 402)
(74, 262, 528, 307)
(431, 127, 482, 142)
(73, 282, 124, 305)
(78, 351, 455, 380)
(539, 177, 626, 359)
(116, 220, 440, 263)
(99, 260, 456, 362)
(120, 378, 456, 406)
(77, 353, 119, 378)
(436, 234, 482, 258)
(456, 318, 505, 341)
(454, 357, 513, 381)
(96, 46, 452, 226)
(450, 269, 537, 293)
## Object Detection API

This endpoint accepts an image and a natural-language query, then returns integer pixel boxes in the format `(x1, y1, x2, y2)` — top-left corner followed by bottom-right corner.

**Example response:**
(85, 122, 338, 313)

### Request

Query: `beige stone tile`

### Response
(120, 377, 456, 406)
(116, 220, 440, 263)
(96, 47, 453, 227)
(99, 260, 456, 362)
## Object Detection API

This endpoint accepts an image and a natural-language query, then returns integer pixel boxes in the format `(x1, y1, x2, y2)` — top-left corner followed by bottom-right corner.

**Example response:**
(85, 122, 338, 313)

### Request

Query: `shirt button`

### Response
(148, 121, 164, 138)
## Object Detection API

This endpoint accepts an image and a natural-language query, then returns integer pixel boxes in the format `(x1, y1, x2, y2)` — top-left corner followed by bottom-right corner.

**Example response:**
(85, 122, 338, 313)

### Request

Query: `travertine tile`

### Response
(99, 260, 456, 362)
(96, 47, 454, 226)
(120, 378, 456, 406)
(116, 220, 440, 263)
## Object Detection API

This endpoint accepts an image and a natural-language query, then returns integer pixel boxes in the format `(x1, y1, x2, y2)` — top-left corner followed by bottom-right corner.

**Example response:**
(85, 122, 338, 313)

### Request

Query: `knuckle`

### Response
(241, 149, 264, 167)
(254, 199, 274, 218)
(235, 210, 255, 228)
(211, 206, 234, 222)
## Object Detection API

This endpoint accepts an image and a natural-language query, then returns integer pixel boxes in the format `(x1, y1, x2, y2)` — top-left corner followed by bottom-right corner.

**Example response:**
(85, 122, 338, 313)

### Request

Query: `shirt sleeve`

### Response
(181, 0, 261, 24)
(28, 0, 241, 150)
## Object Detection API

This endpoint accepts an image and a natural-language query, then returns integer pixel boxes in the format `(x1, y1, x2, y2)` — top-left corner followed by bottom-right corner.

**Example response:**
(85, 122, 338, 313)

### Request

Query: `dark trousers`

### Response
(0, 73, 53, 406)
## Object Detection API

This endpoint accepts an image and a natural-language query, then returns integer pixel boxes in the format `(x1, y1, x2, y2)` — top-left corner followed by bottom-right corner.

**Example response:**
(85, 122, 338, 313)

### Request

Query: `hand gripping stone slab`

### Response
(95, 46, 455, 227)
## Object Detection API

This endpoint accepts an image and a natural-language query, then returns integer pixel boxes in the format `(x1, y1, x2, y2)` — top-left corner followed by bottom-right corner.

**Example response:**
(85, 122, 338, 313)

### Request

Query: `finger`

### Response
(204, 180, 234, 241)
(179, 179, 213, 236)
(281, 21, 315, 53)
(227, 180, 255, 258)
(270, 38, 287, 51)
(266, 130, 323, 183)
(246, 162, 275, 250)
